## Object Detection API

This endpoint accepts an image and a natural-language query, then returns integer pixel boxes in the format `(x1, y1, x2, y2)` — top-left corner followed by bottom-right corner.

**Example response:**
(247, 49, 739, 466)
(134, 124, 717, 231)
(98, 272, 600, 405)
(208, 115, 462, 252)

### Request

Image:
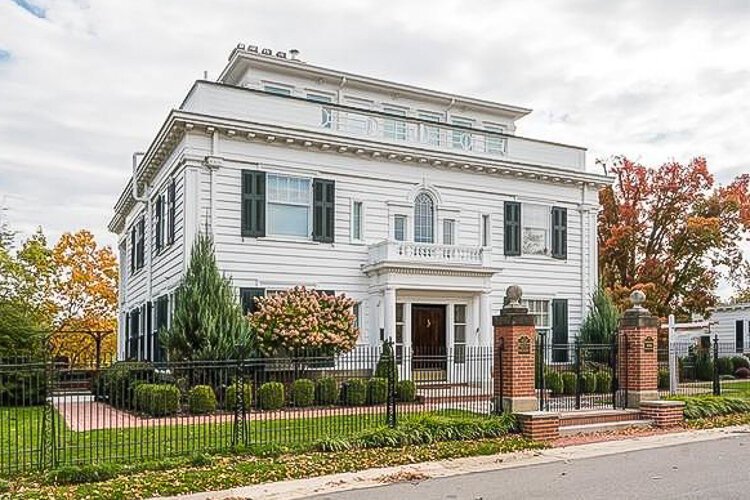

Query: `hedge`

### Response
(717, 357, 734, 376)
(342, 379, 367, 406)
(367, 378, 388, 404)
(315, 377, 339, 405)
(258, 382, 285, 411)
(595, 371, 612, 394)
(396, 380, 416, 402)
(225, 382, 253, 410)
(544, 371, 563, 395)
(134, 383, 180, 417)
(579, 372, 597, 393)
(291, 379, 315, 407)
(731, 356, 750, 372)
(561, 372, 577, 395)
(188, 385, 217, 414)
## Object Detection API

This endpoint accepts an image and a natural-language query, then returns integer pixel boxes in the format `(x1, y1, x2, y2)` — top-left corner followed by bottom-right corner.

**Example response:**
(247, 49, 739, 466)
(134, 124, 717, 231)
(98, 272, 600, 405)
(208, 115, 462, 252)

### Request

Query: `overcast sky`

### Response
(1, 1, 749, 286)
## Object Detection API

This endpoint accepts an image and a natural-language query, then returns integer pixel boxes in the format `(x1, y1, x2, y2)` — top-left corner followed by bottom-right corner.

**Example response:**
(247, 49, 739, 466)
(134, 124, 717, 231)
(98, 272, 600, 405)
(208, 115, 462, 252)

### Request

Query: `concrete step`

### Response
(559, 419, 654, 436)
(558, 409, 642, 427)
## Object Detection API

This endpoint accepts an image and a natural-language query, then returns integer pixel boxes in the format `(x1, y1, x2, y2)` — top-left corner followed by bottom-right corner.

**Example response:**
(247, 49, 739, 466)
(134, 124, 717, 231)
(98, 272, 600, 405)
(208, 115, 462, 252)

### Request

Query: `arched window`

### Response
(414, 192, 435, 243)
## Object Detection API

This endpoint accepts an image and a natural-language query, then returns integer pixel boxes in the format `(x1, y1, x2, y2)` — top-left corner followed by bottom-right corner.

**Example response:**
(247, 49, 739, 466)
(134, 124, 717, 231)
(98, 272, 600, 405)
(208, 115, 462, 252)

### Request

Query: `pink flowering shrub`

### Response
(249, 286, 359, 355)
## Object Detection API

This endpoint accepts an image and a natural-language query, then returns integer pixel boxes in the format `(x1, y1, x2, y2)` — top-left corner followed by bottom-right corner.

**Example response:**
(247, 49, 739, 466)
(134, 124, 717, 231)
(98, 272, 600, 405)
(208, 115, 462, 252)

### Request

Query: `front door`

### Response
(412, 304, 447, 375)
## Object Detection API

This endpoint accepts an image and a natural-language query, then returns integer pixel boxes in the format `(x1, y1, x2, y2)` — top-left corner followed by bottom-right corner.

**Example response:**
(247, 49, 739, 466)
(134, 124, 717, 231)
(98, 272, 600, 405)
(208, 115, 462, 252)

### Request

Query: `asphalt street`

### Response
(308, 432, 750, 500)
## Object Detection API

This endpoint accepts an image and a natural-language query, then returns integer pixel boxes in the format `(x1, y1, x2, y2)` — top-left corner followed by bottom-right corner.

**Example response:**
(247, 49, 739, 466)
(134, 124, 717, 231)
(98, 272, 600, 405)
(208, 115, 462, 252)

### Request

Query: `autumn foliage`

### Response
(598, 157, 750, 318)
(249, 286, 359, 355)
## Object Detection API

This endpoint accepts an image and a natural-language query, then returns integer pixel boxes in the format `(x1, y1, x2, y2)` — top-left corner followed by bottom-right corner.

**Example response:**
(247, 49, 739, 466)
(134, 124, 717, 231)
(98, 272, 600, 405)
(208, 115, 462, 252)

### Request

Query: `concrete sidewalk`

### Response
(155, 425, 750, 500)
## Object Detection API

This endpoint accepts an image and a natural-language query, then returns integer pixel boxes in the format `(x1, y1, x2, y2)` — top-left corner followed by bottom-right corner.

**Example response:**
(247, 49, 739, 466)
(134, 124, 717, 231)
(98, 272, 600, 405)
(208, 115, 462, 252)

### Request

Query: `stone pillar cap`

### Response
(630, 290, 646, 309)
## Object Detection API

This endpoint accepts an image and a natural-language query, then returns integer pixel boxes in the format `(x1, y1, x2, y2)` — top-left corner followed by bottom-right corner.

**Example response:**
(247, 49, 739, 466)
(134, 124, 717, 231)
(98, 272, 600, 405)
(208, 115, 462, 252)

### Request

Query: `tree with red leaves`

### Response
(598, 156, 750, 319)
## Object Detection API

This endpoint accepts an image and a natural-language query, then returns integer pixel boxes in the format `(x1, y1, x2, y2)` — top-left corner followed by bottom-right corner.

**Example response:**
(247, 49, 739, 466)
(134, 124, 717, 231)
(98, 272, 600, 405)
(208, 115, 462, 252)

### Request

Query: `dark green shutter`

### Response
(240, 288, 265, 315)
(313, 179, 335, 243)
(552, 299, 569, 362)
(136, 218, 145, 269)
(504, 201, 521, 256)
(241, 171, 266, 237)
(167, 180, 176, 245)
(155, 196, 163, 254)
(129, 227, 136, 273)
(551, 207, 567, 259)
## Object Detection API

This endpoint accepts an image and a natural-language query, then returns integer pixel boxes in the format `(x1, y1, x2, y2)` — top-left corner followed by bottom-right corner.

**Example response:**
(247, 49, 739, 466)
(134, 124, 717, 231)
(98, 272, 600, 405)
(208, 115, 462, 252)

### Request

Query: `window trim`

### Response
(443, 218, 456, 245)
(267, 173, 313, 240)
(351, 199, 364, 243)
(522, 203, 551, 256)
(414, 191, 436, 244)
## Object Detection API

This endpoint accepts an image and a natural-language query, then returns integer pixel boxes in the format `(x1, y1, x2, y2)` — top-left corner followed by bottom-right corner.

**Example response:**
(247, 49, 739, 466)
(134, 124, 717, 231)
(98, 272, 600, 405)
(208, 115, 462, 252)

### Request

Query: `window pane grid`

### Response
(454, 304, 467, 364)
(414, 193, 435, 243)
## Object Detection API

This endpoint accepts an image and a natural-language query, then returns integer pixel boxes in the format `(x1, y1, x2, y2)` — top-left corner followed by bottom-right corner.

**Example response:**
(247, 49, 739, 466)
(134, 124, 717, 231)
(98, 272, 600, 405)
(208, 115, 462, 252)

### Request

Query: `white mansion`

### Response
(111, 45, 611, 370)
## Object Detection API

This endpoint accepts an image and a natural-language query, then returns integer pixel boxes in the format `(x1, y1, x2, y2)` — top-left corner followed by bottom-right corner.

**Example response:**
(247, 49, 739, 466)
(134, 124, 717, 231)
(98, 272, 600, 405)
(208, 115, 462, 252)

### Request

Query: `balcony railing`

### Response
(320, 108, 507, 156)
(367, 240, 489, 267)
(182, 83, 587, 171)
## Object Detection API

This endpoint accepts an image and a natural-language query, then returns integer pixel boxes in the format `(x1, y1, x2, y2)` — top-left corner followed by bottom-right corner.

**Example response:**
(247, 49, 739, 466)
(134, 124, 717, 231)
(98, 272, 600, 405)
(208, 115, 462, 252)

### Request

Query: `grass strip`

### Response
(4, 436, 544, 499)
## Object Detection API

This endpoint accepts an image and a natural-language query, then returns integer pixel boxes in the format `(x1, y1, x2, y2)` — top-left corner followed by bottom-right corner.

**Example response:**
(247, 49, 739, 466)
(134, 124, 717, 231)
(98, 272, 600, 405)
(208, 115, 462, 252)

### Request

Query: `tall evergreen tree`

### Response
(161, 232, 254, 361)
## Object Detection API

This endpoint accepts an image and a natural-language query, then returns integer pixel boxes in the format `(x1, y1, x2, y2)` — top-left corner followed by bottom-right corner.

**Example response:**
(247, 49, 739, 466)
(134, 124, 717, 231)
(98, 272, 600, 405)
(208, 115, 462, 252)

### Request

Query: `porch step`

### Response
(558, 409, 642, 427)
(559, 419, 654, 436)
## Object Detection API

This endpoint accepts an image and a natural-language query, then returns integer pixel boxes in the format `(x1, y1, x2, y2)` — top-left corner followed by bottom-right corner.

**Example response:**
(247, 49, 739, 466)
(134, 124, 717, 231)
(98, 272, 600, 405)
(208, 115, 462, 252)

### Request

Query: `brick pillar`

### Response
(617, 290, 659, 408)
(493, 285, 537, 413)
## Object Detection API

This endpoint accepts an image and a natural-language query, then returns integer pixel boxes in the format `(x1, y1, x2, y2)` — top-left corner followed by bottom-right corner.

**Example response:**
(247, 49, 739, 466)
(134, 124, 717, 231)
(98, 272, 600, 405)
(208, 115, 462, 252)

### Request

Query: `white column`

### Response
(383, 287, 397, 342)
(479, 291, 491, 346)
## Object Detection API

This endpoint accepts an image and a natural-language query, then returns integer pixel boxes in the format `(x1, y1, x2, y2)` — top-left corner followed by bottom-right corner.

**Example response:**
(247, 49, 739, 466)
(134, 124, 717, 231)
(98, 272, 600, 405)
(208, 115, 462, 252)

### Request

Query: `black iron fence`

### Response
(536, 334, 618, 411)
(0, 343, 493, 476)
(658, 336, 750, 398)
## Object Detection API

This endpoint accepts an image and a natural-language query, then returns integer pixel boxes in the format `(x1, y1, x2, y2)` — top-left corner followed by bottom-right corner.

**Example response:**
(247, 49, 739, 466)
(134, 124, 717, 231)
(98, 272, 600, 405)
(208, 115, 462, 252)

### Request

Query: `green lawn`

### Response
(719, 380, 750, 398)
(1, 405, 391, 476)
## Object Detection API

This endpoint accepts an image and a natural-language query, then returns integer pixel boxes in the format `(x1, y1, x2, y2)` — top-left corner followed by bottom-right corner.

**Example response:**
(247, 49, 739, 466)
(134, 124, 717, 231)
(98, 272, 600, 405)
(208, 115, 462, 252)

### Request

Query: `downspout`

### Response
(132, 152, 153, 359)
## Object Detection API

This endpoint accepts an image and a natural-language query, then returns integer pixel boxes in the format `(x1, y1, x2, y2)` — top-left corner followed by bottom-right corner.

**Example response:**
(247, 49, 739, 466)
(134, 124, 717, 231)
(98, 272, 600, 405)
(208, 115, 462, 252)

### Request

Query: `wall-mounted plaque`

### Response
(644, 336, 655, 353)
(518, 335, 531, 355)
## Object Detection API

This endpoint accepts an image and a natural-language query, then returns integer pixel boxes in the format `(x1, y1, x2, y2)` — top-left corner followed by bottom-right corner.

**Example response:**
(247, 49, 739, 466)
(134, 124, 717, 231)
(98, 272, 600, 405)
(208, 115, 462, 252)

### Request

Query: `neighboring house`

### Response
(711, 303, 750, 353)
(667, 304, 750, 355)
(109, 44, 611, 379)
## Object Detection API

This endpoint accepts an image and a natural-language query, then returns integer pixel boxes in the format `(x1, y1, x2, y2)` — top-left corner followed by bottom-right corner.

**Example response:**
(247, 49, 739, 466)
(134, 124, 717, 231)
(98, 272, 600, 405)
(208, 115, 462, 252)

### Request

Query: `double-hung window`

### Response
(395, 303, 404, 363)
(351, 201, 363, 241)
(394, 215, 406, 242)
(484, 124, 506, 154)
(264, 84, 292, 96)
(154, 194, 164, 254)
(443, 219, 455, 245)
(267, 174, 312, 238)
(522, 205, 549, 255)
(414, 193, 435, 243)
(383, 106, 407, 141)
(523, 299, 550, 330)
(454, 304, 467, 364)
(451, 117, 474, 150)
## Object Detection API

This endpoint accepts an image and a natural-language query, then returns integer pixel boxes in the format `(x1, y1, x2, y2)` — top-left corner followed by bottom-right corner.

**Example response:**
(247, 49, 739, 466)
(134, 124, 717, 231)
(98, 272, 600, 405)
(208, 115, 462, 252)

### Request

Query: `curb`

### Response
(155, 424, 750, 500)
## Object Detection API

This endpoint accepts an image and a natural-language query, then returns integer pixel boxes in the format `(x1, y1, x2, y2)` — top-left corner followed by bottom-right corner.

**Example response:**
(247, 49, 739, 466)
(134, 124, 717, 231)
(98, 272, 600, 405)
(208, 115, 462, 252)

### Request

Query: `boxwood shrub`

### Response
(367, 377, 388, 404)
(258, 382, 285, 411)
(99, 362, 156, 410)
(731, 356, 750, 372)
(342, 379, 367, 406)
(188, 385, 217, 414)
(315, 377, 339, 405)
(595, 371, 612, 394)
(225, 382, 253, 411)
(579, 371, 597, 393)
(717, 357, 734, 376)
(544, 371, 563, 395)
(561, 372, 577, 395)
(658, 368, 670, 390)
(396, 380, 416, 402)
(134, 383, 180, 417)
(291, 379, 315, 407)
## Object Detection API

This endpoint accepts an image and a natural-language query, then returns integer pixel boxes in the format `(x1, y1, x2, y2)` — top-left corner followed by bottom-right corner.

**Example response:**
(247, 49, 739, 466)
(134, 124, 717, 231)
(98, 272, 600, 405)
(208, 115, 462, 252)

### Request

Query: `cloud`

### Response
(10, 0, 46, 18)
(0, 0, 748, 299)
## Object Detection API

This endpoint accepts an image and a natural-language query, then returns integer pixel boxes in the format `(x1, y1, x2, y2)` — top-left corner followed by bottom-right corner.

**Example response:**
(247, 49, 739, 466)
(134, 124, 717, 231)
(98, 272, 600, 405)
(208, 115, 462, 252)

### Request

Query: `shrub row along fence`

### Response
(535, 334, 618, 412)
(0, 343, 493, 476)
(658, 337, 750, 398)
